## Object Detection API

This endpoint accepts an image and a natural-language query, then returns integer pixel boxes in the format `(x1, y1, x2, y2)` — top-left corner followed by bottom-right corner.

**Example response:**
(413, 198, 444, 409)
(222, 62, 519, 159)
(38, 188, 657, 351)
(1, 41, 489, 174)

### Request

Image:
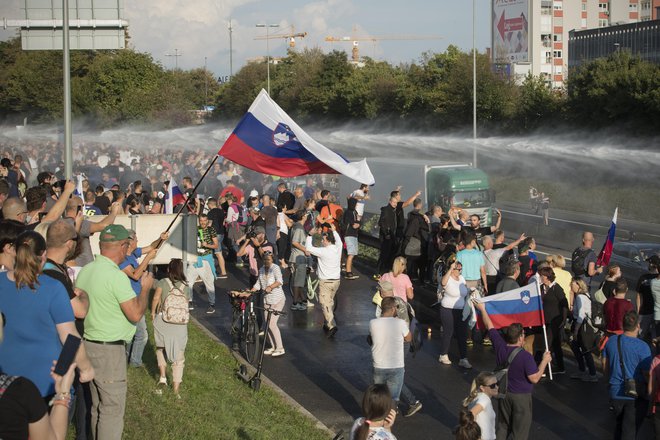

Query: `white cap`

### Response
(249, 189, 259, 197)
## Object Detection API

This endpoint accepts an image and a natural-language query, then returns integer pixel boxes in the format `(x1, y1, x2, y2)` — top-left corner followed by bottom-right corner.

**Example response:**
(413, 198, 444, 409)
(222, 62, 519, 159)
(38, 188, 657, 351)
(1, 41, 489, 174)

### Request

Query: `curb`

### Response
(190, 317, 338, 438)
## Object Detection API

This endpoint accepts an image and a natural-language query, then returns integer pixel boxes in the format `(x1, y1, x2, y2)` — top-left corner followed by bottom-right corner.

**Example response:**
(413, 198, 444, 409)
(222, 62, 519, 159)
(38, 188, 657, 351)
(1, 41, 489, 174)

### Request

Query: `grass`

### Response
(491, 175, 660, 223)
(69, 316, 331, 440)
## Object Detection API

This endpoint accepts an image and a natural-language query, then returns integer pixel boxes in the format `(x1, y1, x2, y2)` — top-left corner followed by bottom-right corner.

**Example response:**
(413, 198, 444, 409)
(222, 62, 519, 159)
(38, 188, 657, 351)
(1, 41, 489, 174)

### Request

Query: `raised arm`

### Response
(474, 301, 494, 331)
(401, 190, 421, 208)
(490, 209, 502, 232)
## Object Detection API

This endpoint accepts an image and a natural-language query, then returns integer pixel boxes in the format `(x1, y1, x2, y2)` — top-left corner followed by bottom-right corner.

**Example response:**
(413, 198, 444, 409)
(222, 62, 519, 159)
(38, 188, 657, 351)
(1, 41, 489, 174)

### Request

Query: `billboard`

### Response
(492, 0, 529, 63)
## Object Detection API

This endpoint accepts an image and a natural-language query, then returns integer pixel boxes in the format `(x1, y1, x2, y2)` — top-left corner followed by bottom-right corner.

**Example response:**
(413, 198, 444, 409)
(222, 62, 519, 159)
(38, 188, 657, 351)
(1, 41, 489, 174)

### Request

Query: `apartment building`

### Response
(492, 0, 657, 88)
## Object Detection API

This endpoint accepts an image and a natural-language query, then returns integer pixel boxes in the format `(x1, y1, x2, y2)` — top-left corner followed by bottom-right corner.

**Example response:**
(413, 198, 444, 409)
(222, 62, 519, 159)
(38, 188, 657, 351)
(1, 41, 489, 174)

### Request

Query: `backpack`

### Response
(494, 347, 523, 396)
(571, 247, 591, 277)
(162, 279, 189, 325)
(231, 203, 247, 226)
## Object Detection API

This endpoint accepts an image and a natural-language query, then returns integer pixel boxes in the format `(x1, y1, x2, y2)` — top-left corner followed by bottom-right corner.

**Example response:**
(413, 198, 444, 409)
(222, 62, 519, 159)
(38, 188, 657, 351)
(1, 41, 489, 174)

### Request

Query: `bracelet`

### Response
(49, 393, 71, 407)
(52, 399, 70, 409)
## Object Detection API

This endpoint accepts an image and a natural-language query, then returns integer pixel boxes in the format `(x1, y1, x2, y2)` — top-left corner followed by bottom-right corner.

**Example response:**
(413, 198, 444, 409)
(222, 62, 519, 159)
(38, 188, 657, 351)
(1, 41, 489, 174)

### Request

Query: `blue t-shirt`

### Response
(84, 204, 102, 216)
(457, 248, 485, 282)
(603, 334, 652, 400)
(0, 272, 74, 396)
(119, 248, 143, 295)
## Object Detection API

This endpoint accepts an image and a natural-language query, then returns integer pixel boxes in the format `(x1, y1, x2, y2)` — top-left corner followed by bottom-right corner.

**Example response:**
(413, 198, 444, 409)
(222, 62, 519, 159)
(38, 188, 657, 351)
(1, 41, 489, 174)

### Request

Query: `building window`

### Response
(581, 18, 587, 27)
(555, 66, 563, 75)
(599, 18, 609, 27)
(553, 34, 563, 42)
(599, 3, 608, 12)
(582, 3, 587, 11)
(554, 1, 563, 10)
(542, 34, 552, 47)
(629, 4, 637, 11)
(554, 50, 563, 58)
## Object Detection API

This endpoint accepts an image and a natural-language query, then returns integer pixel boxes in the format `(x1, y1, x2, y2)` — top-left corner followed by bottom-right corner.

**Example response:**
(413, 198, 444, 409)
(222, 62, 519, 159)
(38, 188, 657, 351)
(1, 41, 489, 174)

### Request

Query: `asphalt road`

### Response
(190, 262, 654, 440)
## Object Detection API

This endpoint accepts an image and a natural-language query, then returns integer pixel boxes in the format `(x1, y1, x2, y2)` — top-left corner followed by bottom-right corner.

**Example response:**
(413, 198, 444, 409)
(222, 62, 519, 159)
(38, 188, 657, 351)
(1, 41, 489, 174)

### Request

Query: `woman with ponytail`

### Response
(350, 384, 398, 440)
(454, 409, 482, 440)
(0, 230, 93, 399)
(461, 371, 497, 440)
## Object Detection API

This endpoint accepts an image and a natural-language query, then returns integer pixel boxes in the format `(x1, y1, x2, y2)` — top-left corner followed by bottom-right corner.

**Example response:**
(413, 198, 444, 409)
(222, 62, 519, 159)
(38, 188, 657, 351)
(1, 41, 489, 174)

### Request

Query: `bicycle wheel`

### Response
(243, 314, 259, 365)
(286, 266, 295, 299)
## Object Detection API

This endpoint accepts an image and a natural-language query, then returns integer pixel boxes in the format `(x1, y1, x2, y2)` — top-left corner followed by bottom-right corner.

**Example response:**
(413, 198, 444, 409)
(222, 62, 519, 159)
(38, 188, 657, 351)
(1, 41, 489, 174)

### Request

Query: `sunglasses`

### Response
(263, 250, 273, 256)
(485, 383, 498, 389)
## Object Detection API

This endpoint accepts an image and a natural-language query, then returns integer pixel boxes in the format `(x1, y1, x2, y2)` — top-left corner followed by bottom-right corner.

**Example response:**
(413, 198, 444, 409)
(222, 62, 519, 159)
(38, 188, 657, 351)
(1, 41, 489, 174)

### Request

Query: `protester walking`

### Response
(151, 258, 190, 398)
(438, 260, 471, 369)
(603, 311, 652, 440)
(474, 301, 552, 440)
(306, 224, 343, 338)
(462, 371, 497, 440)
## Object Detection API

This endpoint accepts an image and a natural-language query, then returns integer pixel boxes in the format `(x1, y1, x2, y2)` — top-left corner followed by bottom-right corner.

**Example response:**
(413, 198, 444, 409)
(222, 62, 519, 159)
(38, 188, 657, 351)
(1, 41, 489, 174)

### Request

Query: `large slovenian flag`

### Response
(475, 283, 544, 329)
(597, 207, 618, 267)
(218, 89, 375, 185)
(164, 177, 185, 214)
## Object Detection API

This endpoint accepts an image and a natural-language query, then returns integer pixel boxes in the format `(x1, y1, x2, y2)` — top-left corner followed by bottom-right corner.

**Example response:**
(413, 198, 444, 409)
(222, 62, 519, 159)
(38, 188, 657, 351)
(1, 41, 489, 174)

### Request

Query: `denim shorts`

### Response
(345, 236, 358, 256)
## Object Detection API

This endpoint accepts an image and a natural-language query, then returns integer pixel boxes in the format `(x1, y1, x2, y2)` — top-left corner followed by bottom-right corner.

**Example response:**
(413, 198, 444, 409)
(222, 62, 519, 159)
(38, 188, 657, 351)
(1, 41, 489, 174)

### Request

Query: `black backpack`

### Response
(495, 347, 523, 397)
(571, 247, 590, 277)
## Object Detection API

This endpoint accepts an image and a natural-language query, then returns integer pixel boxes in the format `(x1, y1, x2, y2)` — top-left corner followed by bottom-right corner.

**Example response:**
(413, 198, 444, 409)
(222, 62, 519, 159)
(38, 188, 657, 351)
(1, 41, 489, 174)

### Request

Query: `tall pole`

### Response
(63, 0, 72, 179)
(166, 48, 181, 69)
(472, 0, 478, 169)
(256, 23, 279, 95)
(229, 18, 234, 79)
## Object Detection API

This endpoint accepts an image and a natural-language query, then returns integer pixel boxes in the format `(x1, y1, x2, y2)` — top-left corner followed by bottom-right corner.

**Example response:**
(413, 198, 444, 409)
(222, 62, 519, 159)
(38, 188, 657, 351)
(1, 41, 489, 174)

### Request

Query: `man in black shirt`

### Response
(206, 198, 228, 279)
(450, 208, 502, 243)
(276, 182, 295, 213)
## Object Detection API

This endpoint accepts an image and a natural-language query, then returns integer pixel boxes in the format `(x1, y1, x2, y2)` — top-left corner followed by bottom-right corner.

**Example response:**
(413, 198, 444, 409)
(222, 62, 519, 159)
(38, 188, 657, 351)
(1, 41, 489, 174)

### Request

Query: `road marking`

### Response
(499, 209, 604, 229)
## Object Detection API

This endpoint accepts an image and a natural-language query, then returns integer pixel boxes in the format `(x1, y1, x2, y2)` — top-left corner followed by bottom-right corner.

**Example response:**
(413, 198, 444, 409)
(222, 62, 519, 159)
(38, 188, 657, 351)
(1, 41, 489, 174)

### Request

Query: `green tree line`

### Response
(0, 36, 658, 132)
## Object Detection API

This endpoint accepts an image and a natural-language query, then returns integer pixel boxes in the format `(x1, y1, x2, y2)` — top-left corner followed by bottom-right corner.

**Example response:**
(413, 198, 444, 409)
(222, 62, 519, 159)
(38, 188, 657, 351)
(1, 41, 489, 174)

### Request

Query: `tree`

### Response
(515, 74, 562, 130)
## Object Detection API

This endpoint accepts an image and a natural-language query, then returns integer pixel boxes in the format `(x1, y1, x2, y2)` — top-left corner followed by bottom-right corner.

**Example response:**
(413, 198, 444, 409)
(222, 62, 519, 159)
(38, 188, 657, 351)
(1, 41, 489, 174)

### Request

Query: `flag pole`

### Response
(155, 154, 220, 250)
(536, 278, 553, 380)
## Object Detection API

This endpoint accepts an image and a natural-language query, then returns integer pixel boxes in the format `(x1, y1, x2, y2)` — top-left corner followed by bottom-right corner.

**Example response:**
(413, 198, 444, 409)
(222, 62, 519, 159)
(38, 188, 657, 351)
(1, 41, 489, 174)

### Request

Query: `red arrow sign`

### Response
(497, 11, 527, 40)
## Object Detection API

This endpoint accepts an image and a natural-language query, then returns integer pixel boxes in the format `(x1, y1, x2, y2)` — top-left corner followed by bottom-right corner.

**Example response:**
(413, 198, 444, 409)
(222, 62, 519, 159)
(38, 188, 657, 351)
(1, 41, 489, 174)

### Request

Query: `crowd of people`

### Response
(0, 138, 659, 440)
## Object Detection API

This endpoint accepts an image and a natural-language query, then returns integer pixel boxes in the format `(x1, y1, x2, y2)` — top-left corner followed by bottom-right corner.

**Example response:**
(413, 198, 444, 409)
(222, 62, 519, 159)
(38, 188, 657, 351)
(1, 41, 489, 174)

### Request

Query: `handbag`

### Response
(404, 236, 421, 256)
(616, 335, 638, 398)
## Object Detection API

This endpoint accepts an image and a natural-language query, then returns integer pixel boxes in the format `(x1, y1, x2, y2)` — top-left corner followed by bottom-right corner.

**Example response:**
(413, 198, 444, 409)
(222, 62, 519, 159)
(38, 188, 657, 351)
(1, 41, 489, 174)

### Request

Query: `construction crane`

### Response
(254, 25, 308, 48)
(324, 32, 442, 62)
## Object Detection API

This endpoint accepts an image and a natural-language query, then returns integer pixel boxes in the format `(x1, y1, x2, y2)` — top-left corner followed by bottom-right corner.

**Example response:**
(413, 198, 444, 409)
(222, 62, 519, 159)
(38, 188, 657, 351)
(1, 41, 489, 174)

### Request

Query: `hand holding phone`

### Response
(54, 334, 81, 376)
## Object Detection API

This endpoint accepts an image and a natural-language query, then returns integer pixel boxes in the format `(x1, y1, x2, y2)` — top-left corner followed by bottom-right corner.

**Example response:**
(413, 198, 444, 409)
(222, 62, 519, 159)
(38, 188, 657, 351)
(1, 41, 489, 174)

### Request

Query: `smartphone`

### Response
(76, 205, 82, 215)
(54, 334, 81, 376)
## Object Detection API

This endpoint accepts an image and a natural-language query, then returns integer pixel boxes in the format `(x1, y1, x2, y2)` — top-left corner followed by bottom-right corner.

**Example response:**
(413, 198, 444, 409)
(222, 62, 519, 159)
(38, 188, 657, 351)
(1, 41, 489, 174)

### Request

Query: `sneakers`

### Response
(327, 326, 338, 338)
(404, 401, 423, 417)
(217, 274, 228, 279)
(466, 339, 474, 347)
(458, 358, 473, 369)
(264, 347, 275, 355)
(235, 261, 244, 268)
(344, 272, 360, 280)
(188, 301, 194, 311)
(298, 303, 307, 311)
(290, 303, 300, 311)
(570, 371, 588, 380)
(306, 300, 315, 308)
(271, 349, 286, 357)
(482, 338, 493, 346)
(553, 369, 566, 375)
(206, 305, 215, 314)
(438, 354, 452, 365)
(372, 274, 381, 281)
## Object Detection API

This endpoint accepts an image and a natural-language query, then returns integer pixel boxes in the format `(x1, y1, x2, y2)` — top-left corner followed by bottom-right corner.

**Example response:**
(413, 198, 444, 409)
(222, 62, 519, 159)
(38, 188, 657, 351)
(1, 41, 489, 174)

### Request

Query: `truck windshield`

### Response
(452, 190, 490, 208)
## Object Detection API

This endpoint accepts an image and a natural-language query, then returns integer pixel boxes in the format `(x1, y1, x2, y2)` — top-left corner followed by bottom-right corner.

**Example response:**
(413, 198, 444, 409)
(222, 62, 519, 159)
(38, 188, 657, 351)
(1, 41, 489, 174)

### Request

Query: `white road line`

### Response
(499, 209, 604, 229)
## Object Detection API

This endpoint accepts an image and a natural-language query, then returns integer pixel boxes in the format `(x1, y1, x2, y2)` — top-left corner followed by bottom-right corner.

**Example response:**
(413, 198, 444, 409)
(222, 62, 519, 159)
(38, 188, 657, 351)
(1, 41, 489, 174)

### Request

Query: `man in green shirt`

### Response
(76, 224, 154, 440)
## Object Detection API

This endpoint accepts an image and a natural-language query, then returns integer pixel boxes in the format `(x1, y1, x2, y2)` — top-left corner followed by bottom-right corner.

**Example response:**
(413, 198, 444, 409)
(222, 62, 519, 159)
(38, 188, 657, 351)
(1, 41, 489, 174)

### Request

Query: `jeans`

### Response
(439, 307, 468, 359)
(377, 237, 397, 275)
(127, 315, 148, 367)
(186, 257, 216, 305)
(612, 398, 647, 440)
(373, 367, 405, 401)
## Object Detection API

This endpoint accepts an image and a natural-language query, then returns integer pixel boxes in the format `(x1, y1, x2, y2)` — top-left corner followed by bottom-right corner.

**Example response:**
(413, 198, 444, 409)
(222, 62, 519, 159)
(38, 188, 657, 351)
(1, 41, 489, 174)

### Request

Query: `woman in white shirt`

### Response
(569, 278, 598, 382)
(462, 371, 497, 440)
(251, 252, 286, 357)
(438, 260, 471, 368)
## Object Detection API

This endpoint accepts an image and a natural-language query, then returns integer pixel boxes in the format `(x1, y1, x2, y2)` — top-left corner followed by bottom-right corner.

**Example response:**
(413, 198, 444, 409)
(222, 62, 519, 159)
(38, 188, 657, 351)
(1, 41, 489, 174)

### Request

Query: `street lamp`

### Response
(255, 23, 280, 95)
(472, 0, 478, 168)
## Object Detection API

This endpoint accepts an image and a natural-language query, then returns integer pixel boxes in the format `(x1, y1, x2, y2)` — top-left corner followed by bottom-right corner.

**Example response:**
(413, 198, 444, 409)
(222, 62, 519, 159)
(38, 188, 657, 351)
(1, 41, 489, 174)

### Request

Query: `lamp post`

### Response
(255, 23, 279, 95)
(204, 56, 208, 110)
(472, 0, 478, 168)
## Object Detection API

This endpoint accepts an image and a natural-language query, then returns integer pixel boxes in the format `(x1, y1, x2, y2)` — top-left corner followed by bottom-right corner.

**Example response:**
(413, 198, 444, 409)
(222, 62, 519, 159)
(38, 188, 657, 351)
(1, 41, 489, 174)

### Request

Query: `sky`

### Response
(0, 0, 492, 79)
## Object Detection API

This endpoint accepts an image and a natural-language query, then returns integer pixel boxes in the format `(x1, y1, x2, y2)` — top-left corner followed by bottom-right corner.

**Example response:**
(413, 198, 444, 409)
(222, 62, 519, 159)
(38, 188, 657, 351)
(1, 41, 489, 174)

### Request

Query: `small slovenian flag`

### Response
(597, 207, 618, 267)
(218, 89, 374, 185)
(475, 283, 544, 329)
(74, 174, 84, 197)
(164, 177, 185, 215)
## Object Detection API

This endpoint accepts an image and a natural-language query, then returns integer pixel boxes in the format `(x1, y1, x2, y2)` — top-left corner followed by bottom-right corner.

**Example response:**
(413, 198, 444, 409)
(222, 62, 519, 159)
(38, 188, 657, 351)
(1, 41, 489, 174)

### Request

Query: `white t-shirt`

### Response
(483, 248, 507, 277)
(573, 294, 591, 324)
(277, 211, 289, 234)
(369, 317, 409, 369)
(441, 275, 469, 309)
(350, 189, 366, 217)
(305, 231, 342, 280)
(470, 393, 496, 440)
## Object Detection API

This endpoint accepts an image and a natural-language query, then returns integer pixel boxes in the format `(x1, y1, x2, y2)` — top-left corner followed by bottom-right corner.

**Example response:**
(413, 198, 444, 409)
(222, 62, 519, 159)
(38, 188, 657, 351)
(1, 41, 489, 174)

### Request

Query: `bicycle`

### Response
(229, 290, 259, 364)
(287, 264, 319, 303)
